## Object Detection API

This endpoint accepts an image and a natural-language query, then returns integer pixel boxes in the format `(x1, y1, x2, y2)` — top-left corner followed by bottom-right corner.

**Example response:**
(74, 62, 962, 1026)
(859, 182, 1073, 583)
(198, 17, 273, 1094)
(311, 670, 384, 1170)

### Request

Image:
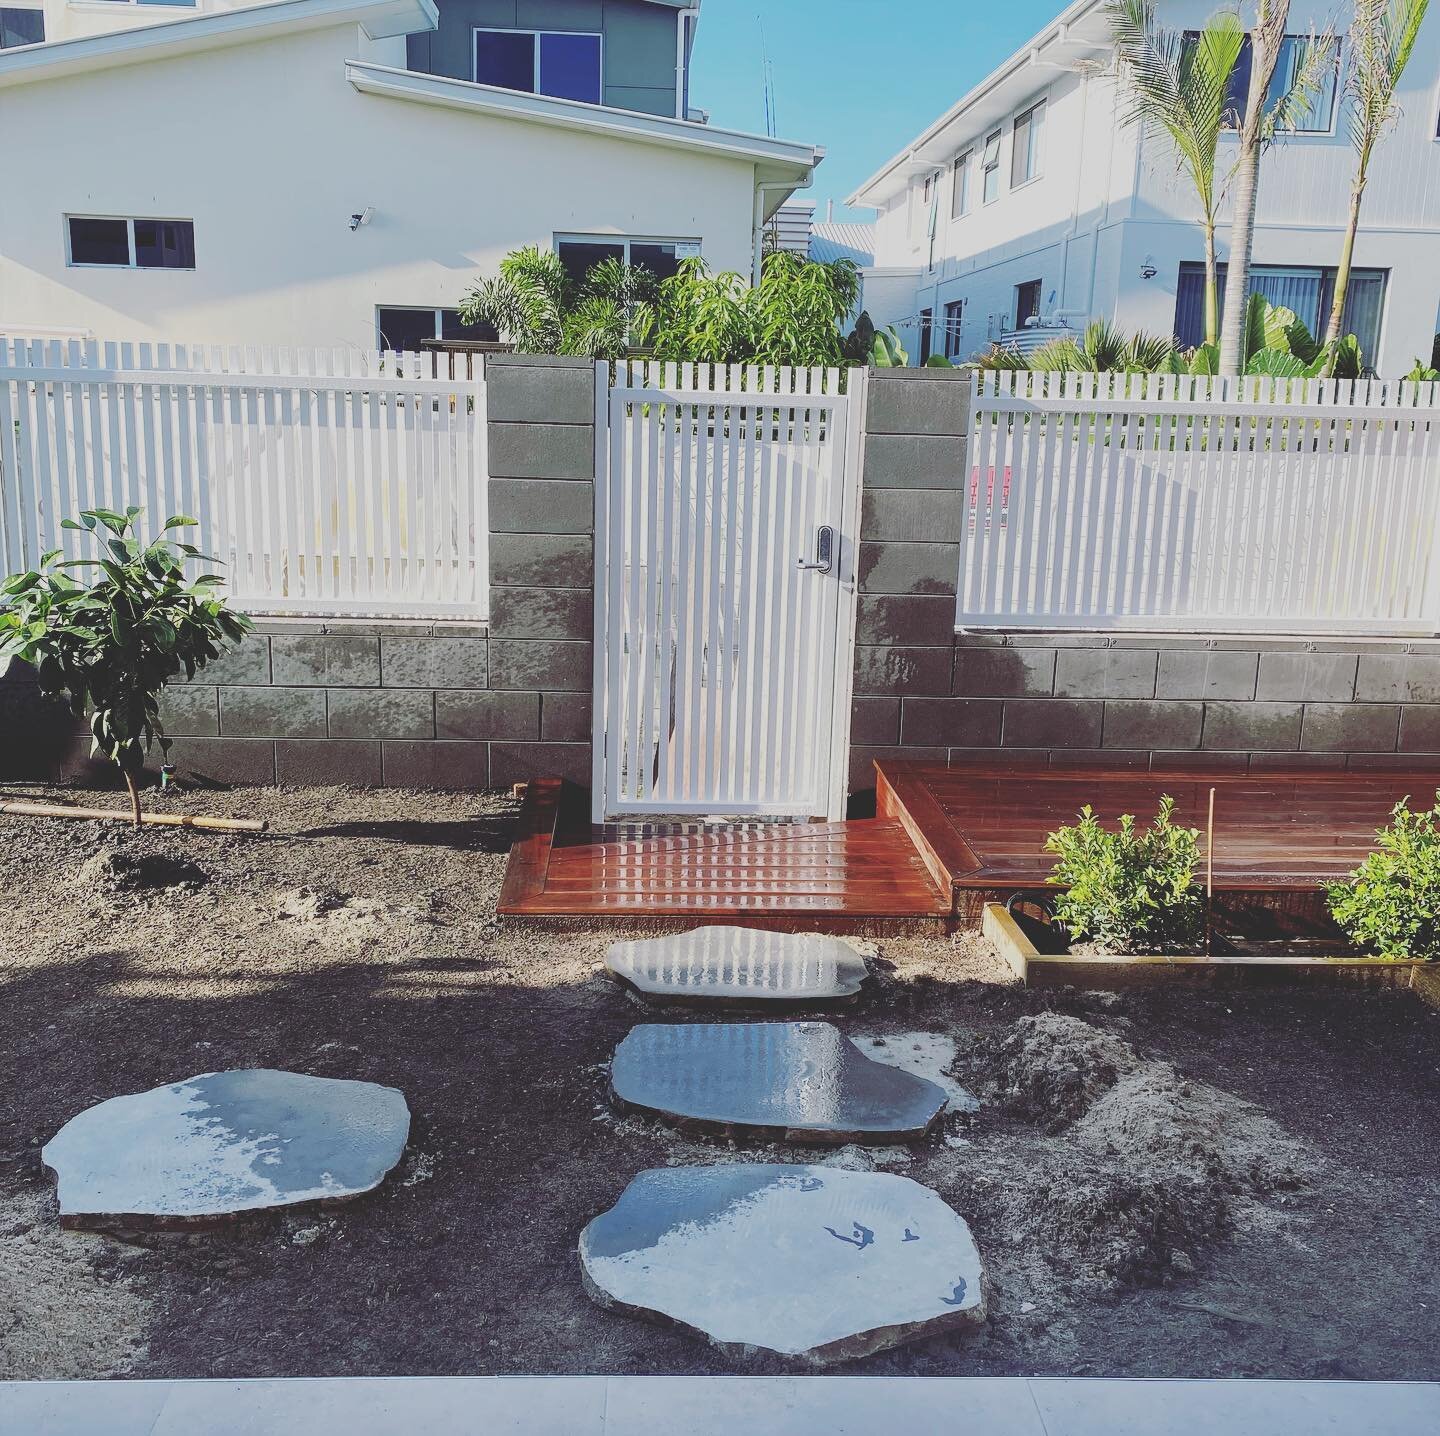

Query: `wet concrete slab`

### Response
(610, 1023, 949, 1144)
(42, 1070, 410, 1227)
(580, 1164, 986, 1365)
(605, 927, 873, 1009)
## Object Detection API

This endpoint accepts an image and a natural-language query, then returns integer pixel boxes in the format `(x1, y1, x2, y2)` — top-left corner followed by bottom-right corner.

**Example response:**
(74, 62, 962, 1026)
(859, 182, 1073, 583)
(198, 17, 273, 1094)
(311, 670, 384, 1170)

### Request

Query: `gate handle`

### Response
(797, 525, 834, 575)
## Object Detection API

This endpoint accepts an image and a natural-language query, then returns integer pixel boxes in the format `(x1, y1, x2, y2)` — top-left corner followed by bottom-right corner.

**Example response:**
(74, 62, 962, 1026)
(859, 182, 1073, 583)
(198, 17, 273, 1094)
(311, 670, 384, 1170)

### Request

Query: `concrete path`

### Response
(2, 1377, 1437, 1434)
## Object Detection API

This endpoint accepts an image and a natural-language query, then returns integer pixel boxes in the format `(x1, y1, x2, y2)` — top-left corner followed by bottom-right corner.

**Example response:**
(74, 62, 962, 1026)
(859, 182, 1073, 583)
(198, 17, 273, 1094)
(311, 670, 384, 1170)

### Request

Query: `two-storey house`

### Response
(850, 0, 1440, 376)
(0, 0, 820, 349)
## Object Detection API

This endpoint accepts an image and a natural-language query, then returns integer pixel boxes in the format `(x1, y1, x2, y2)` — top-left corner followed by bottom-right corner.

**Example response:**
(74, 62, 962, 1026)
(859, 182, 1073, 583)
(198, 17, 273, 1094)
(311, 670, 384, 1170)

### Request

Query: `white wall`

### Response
(863, 0, 1440, 373)
(0, 23, 759, 349)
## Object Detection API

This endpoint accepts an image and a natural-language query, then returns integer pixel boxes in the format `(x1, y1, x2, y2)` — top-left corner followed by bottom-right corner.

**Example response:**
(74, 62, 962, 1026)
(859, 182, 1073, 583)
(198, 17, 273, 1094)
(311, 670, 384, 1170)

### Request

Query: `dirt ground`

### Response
(1, 782, 1438, 1381)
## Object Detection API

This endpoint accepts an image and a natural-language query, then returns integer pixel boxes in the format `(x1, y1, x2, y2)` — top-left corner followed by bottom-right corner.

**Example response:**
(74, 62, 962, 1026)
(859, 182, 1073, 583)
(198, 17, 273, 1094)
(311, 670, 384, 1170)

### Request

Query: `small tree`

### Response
(0, 508, 252, 826)
(1327, 793, 1440, 959)
(1045, 796, 1204, 953)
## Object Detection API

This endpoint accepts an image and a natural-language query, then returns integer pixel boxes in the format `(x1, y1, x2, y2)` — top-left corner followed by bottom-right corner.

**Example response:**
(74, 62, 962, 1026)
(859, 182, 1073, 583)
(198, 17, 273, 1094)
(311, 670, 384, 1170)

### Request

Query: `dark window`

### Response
(1174, 261, 1387, 362)
(377, 308, 442, 352)
(1015, 280, 1042, 329)
(0, 6, 44, 48)
(68, 218, 132, 267)
(629, 242, 683, 281)
(133, 220, 195, 270)
(439, 308, 497, 343)
(539, 32, 602, 104)
(556, 239, 625, 286)
(1188, 32, 1339, 133)
(918, 308, 933, 364)
(474, 30, 536, 90)
(943, 299, 965, 359)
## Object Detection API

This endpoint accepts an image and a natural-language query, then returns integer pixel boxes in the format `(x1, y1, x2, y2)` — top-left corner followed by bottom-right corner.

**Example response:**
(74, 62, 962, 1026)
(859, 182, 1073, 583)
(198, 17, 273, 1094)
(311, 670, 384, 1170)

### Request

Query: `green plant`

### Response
(1326, 0, 1430, 343)
(1326, 793, 1440, 959)
(924, 353, 955, 368)
(1045, 796, 1204, 953)
(1404, 358, 1440, 381)
(1108, 0, 1245, 346)
(458, 246, 659, 360)
(868, 324, 909, 368)
(0, 508, 251, 826)
(641, 251, 861, 367)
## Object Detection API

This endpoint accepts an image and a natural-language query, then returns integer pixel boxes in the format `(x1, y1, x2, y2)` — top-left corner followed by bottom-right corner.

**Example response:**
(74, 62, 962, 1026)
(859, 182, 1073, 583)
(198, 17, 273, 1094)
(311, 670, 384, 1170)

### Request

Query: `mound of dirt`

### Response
(982, 1011, 1139, 1127)
(962, 1013, 1319, 1291)
(79, 849, 208, 894)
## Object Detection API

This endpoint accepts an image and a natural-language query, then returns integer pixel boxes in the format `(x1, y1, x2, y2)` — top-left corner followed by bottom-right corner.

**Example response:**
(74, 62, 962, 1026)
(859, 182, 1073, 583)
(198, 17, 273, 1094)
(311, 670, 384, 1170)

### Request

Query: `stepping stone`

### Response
(610, 1022, 948, 1143)
(580, 1164, 986, 1365)
(42, 1070, 409, 1227)
(606, 926, 872, 1009)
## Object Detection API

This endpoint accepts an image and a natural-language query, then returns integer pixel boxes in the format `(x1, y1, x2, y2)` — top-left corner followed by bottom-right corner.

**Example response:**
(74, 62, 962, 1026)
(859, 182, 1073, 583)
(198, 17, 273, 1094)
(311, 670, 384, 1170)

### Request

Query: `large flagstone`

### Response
(580, 1164, 986, 1365)
(610, 1022, 948, 1143)
(43, 1069, 409, 1226)
(606, 927, 873, 1008)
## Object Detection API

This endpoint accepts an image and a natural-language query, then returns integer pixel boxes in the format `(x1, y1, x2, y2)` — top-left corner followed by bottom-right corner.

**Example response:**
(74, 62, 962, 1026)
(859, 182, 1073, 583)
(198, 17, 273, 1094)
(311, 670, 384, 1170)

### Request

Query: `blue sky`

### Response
(689, 0, 1069, 222)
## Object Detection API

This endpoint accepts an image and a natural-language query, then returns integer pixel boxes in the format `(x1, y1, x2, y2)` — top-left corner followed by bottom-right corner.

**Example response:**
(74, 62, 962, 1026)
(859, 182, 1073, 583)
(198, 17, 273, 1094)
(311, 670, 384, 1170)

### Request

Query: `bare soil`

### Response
(1, 783, 1438, 1380)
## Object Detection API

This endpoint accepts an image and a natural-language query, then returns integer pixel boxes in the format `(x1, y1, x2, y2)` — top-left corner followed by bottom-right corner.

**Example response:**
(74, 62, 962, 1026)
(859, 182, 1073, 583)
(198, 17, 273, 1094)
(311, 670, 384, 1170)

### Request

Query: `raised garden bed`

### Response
(983, 902, 1438, 999)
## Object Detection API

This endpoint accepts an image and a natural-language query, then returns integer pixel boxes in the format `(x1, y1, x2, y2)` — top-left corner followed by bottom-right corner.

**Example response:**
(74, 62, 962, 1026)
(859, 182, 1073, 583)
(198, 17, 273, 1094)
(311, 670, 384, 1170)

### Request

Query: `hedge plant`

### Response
(1045, 796, 1204, 953)
(1327, 794, 1440, 960)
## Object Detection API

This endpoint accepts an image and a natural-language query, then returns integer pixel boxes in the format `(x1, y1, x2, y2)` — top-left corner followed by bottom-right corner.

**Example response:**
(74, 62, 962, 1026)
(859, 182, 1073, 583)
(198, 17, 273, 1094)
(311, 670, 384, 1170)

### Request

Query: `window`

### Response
(1011, 101, 1045, 186)
(918, 308, 934, 365)
(951, 151, 972, 219)
(943, 299, 965, 360)
(0, 6, 43, 48)
(981, 129, 1003, 204)
(1014, 279, 1043, 329)
(474, 28, 603, 104)
(84, 0, 197, 6)
(554, 235, 698, 285)
(67, 217, 195, 270)
(1194, 31, 1340, 134)
(376, 307, 496, 351)
(1173, 261, 1387, 363)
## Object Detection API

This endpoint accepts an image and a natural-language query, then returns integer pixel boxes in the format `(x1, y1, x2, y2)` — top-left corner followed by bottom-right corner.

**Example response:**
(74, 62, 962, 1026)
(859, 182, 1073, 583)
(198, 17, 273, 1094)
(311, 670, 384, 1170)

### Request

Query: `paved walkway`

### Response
(2, 1377, 1437, 1434)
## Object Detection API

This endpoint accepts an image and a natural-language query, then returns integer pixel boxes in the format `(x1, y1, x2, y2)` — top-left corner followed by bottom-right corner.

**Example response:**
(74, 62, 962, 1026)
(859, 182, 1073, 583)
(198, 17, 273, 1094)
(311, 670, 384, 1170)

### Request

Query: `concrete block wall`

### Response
(848, 367, 1440, 790)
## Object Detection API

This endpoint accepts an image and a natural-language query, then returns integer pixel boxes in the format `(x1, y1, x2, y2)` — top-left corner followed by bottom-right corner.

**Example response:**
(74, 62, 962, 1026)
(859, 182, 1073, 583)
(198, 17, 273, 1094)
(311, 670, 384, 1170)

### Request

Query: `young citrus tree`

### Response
(0, 508, 251, 826)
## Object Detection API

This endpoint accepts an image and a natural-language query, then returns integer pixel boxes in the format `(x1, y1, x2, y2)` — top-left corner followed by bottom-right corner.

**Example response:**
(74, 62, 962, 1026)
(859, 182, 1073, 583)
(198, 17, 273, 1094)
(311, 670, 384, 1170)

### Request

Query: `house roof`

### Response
(345, 62, 822, 183)
(0, 0, 435, 89)
(847, 0, 1111, 208)
(810, 221, 875, 267)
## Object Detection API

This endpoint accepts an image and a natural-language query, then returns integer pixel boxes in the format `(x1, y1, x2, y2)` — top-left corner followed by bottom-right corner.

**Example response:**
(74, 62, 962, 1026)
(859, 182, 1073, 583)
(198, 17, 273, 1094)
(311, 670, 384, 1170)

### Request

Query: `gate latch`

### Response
(798, 525, 835, 575)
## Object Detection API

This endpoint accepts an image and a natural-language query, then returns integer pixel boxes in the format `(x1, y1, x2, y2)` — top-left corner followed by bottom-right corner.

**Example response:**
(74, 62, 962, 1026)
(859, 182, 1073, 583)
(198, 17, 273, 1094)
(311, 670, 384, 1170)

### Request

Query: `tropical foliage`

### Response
(458, 246, 658, 360)
(1327, 793, 1440, 959)
(1108, 0, 1245, 347)
(642, 252, 861, 367)
(1045, 796, 1204, 953)
(976, 296, 1362, 378)
(0, 510, 251, 825)
(1325, 0, 1431, 343)
(841, 311, 909, 367)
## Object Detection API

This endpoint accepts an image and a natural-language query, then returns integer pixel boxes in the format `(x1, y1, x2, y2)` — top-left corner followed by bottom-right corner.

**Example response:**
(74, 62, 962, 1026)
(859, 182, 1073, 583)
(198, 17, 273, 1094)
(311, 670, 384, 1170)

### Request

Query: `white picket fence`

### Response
(593, 362, 862, 821)
(961, 371, 1440, 634)
(0, 339, 489, 620)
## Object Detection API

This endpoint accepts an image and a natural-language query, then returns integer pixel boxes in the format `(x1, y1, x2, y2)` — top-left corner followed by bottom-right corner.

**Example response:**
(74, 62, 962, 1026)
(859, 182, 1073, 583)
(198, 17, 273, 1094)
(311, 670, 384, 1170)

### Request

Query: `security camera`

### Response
(349, 208, 375, 232)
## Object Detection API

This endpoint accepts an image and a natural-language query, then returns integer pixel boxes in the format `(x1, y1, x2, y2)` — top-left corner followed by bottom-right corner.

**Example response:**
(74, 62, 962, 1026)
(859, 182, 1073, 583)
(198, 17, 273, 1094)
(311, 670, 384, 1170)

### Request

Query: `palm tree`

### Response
(1107, 0, 1245, 346)
(1218, 2, 1337, 374)
(1324, 0, 1430, 344)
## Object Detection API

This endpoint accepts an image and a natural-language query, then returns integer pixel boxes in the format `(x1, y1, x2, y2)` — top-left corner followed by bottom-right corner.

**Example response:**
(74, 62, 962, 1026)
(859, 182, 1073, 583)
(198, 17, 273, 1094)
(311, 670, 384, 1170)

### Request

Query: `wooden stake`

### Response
(0, 800, 267, 833)
(1205, 786, 1216, 956)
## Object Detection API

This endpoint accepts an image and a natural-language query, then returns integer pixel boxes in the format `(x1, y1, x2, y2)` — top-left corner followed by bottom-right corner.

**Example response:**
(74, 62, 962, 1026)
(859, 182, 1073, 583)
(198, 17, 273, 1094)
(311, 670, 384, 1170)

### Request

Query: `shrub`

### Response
(0, 508, 251, 825)
(1326, 794, 1440, 959)
(1045, 796, 1204, 953)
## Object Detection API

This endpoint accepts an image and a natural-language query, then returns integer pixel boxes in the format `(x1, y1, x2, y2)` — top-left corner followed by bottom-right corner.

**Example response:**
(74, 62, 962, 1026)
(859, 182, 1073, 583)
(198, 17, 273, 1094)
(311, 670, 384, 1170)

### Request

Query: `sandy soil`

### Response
(1, 782, 1438, 1380)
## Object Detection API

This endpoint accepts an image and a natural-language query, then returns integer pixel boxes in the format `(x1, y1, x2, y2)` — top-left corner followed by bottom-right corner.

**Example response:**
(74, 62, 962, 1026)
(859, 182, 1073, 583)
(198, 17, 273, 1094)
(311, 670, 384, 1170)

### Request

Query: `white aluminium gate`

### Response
(592, 362, 866, 822)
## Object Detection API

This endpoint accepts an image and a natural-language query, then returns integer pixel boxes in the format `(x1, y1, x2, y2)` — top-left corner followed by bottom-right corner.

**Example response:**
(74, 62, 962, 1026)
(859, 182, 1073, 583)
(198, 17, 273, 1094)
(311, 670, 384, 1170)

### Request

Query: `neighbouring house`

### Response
(0, 0, 821, 350)
(848, 0, 1440, 373)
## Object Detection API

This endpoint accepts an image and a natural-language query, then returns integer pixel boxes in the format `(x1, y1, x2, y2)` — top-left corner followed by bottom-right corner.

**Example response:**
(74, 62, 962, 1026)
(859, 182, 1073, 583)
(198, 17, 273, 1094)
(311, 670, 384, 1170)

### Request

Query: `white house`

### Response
(0, 0, 821, 350)
(849, 0, 1440, 376)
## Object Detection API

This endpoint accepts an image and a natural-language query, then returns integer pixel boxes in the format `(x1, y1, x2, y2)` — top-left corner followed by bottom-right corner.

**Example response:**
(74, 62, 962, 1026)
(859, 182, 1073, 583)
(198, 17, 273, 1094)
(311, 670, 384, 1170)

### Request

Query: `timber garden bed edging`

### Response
(980, 901, 1437, 1001)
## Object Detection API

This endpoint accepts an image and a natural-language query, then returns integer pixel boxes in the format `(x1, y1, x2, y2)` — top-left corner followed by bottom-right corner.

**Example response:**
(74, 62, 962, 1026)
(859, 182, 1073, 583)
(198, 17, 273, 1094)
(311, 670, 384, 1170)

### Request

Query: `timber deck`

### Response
(498, 763, 1440, 932)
